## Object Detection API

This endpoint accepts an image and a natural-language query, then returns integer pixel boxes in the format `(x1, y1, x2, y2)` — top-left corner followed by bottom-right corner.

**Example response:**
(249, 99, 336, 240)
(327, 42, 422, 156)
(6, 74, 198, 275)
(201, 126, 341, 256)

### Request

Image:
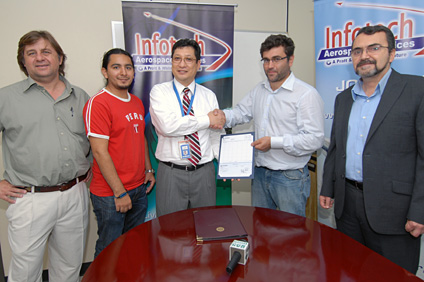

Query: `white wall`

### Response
(0, 0, 316, 275)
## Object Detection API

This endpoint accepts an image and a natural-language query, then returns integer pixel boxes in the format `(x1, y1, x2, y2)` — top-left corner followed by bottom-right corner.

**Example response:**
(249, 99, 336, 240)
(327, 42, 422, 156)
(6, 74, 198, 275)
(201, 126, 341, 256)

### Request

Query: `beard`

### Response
(266, 69, 289, 84)
(355, 59, 389, 78)
(117, 84, 131, 90)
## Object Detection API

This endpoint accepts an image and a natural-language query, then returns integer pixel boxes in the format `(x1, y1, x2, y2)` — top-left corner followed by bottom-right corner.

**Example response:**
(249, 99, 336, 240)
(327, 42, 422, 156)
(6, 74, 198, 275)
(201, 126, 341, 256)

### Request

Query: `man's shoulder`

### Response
(393, 71, 424, 85)
(293, 76, 319, 93)
(151, 80, 173, 91)
(62, 77, 89, 99)
(334, 86, 354, 103)
(87, 89, 109, 105)
(129, 93, 144, 106)
(0, 78, 29, 95)
(195, 83, 216, 96)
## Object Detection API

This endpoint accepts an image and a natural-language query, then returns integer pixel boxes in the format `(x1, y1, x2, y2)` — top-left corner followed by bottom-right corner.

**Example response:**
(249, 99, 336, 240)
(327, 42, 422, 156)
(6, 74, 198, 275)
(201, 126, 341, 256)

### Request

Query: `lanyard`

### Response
(173, 81, 196, 117)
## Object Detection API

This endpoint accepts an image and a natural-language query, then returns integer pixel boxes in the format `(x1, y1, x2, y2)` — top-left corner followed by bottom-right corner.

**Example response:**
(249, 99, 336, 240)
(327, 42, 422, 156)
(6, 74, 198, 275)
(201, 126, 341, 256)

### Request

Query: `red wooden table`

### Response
(82, 205, 421, 281)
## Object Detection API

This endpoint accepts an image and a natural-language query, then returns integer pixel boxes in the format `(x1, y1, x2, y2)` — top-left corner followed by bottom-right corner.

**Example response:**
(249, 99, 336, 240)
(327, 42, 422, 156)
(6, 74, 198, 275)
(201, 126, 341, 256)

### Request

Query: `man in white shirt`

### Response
(150, 39, 225, 216)
(214, 34, 324, 217)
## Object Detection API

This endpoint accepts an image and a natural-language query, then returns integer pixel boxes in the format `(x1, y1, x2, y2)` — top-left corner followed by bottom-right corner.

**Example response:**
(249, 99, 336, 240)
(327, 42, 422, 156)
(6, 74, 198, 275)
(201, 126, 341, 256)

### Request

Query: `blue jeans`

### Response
(91, 183, 147, 258)
(252, 165, 310, 217)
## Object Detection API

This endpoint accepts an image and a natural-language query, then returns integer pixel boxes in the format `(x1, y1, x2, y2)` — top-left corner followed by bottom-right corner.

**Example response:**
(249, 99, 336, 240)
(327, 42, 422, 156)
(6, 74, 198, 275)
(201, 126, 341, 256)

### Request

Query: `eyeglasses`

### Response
(172, 56, 197, 65)
(351, 44, 389, 57)
(261, 56, 288, 65)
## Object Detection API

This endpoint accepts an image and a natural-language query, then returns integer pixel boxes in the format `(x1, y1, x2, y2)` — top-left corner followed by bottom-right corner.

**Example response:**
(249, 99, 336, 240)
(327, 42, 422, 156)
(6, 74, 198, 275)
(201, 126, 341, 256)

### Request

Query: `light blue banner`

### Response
(314, 0, 424, 138)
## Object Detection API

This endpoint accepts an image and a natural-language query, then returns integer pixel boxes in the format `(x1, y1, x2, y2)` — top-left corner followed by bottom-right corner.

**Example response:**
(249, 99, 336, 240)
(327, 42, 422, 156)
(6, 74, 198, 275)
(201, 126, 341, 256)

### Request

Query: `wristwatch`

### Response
(146, 169, 155, 174)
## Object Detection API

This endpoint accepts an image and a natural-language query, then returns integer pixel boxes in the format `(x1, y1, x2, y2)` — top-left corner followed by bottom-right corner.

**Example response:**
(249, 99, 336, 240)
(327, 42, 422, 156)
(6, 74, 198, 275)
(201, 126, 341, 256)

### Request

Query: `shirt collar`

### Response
(23, 75, 74, 96)
(173, 78, 196, 96)
(351, 68, 392, 100)
(262, 72, 295, 93)
(103, 88, 131, 102)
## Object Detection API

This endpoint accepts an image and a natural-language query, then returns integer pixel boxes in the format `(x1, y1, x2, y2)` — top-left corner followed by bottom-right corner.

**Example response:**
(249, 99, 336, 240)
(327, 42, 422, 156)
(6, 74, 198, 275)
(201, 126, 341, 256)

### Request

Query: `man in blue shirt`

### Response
(320, 25, 424, 274)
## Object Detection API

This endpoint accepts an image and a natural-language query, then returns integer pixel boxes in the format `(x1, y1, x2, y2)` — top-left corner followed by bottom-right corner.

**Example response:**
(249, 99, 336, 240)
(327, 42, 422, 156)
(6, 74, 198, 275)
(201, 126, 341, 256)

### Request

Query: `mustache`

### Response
(357, 59, 376, 67)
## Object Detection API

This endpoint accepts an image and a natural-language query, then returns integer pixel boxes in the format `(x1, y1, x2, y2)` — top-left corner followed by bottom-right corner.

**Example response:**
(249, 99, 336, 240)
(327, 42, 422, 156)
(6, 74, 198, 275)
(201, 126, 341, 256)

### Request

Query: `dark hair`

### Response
(260, 34, 295, 58)
(354, 25, 396, 52)
(17, 30, 66, 77)
(171, 39, 201, 61)
(102, 48, 134, 69)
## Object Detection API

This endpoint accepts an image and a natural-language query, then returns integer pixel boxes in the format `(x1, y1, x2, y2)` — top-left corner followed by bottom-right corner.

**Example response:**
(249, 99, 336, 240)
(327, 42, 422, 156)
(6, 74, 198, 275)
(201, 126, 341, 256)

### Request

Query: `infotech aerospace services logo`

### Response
(316, 2, 424, 67)
(131, 12, 232, 73)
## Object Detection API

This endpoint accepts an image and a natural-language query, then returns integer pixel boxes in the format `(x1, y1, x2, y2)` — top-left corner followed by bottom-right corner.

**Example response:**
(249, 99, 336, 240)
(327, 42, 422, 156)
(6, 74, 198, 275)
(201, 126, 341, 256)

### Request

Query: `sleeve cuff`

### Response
(197, 114, 210, 130)
(270, 136, 285, 149)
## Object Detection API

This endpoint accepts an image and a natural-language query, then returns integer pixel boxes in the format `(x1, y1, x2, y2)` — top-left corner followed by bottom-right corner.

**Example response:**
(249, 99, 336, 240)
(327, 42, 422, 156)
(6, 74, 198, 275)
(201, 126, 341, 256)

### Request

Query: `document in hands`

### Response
(217, 132, 255, 179)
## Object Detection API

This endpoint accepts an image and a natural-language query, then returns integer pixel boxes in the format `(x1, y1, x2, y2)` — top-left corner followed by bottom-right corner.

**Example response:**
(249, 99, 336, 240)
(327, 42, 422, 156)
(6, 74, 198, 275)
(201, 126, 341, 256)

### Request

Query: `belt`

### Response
(345, 178, 363, 190)
(20, 172, 88, 193)
(162, 161, 208, 171)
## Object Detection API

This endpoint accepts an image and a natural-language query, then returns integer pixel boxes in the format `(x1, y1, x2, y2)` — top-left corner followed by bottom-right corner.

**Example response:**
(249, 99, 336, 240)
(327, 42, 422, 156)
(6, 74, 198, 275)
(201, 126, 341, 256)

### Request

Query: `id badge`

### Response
(179, 140, 191, 159)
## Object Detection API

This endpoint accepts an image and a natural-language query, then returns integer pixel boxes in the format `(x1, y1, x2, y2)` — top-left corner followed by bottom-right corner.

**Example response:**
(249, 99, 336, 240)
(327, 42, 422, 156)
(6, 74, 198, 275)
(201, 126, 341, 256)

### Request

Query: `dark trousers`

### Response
(336, 182, 421, 274)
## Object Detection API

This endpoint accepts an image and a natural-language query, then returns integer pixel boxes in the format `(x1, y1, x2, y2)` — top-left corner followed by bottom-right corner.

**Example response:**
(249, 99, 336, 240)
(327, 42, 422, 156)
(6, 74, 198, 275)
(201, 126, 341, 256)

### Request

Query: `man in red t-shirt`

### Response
(83, 48, 155, 257)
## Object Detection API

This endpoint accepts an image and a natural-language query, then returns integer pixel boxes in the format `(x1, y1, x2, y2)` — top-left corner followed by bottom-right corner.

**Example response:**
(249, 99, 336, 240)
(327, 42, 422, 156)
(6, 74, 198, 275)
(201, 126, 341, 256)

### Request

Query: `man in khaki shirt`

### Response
(0, 30, 91, 282)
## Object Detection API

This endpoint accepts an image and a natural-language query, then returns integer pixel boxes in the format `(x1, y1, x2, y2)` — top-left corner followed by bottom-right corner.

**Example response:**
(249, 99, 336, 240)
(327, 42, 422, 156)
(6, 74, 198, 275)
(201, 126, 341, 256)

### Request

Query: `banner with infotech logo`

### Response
(314, 0, 424, 138)
(122, 1, 234, 221)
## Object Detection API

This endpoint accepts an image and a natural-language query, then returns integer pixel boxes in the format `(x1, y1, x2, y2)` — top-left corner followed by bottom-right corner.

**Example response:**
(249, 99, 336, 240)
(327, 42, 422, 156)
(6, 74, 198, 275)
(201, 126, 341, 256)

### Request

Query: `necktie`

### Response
(183, 87, 202, 166)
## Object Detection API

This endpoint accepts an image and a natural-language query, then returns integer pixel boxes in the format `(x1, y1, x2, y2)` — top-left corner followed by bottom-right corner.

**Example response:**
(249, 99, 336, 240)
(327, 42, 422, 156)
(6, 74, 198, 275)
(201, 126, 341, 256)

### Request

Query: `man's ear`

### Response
(101, 67, 108, 79)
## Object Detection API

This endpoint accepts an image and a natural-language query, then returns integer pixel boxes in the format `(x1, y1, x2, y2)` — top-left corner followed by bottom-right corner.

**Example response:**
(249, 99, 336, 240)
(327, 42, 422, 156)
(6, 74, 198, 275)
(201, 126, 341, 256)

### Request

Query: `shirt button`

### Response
(357, 152, 361, 155)
(65, 163, 69, 167)
(57, 117, 61, 121)
(363, 116, 366, 119)
(60, 132, 64, 136)
(64, 147, 68, 151)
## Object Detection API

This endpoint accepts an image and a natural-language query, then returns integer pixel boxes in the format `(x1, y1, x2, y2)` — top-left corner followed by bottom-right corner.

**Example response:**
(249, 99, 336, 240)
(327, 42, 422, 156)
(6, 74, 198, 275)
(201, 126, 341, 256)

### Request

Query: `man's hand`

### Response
(319, 195, 334, 209)
(114, 193, 132, 213)
(251, 136, 271, 152)
(208, 109, 225, 129)
(145, 172, 156, 193)
(405, 220, 424, 237)
(83, 167, 93, 183)
(0, 179, 26, 204)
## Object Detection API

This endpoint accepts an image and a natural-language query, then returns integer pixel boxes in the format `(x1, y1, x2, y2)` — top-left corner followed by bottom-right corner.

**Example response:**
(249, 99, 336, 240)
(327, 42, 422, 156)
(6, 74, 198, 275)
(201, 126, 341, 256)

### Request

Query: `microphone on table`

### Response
(226, 240, 249, 274)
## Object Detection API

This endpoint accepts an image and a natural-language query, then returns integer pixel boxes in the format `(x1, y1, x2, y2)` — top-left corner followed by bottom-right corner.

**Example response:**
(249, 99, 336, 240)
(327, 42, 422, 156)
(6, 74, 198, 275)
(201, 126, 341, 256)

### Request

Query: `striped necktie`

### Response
(182, 87, 202, 166)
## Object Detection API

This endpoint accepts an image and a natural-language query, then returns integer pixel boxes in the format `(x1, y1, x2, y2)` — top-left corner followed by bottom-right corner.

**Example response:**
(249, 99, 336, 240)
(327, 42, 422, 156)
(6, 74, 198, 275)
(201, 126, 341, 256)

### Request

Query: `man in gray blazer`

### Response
(320, 25, 424, 274)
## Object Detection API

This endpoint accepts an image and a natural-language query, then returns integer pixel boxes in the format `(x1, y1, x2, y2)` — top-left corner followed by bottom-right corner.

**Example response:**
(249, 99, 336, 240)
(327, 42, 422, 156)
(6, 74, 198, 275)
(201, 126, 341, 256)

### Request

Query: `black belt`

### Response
(346, 178, 363, 190)
(19, 172, 88, 193)
(162, 161, 208, 171)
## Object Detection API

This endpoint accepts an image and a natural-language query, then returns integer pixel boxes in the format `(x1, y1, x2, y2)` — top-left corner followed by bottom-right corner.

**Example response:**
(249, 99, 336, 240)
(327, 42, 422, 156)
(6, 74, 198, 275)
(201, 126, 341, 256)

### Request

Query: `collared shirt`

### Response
(223, 72, 324, 170)
(346, 69, 392, 182)
(0, 76, 91, 186)
(149, 79, 224, 165)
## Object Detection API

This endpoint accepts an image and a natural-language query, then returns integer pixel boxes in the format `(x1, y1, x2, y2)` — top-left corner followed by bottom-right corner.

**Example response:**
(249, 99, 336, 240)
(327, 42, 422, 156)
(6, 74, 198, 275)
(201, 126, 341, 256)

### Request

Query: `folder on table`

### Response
(193, 208, 248, 242)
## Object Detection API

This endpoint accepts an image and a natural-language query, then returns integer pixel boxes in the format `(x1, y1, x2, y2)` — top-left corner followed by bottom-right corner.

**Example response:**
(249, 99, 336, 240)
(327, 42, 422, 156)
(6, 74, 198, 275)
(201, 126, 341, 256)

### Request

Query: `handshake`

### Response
(208, 109, 226, 130)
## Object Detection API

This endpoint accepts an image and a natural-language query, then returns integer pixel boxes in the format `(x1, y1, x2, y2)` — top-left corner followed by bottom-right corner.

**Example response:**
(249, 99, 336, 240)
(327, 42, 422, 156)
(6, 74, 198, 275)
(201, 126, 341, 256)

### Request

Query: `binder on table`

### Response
(193, 208, 248, 242)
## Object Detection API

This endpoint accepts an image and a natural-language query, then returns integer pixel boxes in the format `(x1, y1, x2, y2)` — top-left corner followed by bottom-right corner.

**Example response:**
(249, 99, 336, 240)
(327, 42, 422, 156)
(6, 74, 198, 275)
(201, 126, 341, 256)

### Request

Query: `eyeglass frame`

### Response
(351, 44, 390, 57)
(172, 56, 198, 65)
(261, 56, 288, 65)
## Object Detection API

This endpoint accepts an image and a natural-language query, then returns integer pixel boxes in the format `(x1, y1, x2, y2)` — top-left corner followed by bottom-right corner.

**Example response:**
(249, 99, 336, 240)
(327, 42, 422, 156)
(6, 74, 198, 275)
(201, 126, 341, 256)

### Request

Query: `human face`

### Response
(172, 46, 200, 86)
(351, 31, 395, 79)
(102, 54, 135, 95)
(262, 46, 293, 90)
(22, 38, 62, 83)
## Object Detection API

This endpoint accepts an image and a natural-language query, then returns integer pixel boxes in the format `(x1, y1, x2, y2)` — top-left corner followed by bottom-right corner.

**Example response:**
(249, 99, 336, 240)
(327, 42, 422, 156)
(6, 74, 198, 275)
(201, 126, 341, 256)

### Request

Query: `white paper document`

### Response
(217, 132, 255, 179)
